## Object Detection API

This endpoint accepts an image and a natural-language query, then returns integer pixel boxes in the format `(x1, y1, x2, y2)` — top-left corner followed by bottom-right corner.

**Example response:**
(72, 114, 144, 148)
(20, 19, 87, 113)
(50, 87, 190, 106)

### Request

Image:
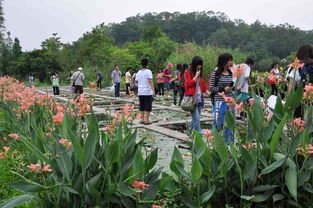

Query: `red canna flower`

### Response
(132, 178, 148, 191)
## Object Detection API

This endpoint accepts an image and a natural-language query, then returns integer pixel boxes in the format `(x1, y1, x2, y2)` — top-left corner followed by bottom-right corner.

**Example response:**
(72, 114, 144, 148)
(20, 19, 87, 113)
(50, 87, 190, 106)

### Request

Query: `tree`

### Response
(12, 37, 22, 59)
(142, 24, 163, 42)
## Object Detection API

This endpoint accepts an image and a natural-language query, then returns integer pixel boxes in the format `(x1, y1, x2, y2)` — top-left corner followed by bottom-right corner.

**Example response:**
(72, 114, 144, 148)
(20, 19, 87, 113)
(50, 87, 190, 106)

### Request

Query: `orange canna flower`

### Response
(3, 146, 9, 154)
(152, 205, 162, 208)
(42, 162, 53, 172)
(27, 163, 41, 172)
(132, 178, 149, 191)
(53, 112, 64, 124)
(8, 133, 20, 140)
(0, 153, 5, 160)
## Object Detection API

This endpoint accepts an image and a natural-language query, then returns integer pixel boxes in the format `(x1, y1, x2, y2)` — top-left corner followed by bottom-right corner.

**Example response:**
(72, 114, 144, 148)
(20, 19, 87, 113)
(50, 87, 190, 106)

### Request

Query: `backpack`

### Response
(300, 63, 313, 86)
(210, 69, 233, 104)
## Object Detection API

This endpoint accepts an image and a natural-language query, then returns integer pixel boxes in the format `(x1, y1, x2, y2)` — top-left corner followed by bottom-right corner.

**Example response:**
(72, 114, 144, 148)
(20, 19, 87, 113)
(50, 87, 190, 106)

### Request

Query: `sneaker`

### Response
(171, 104, 176, 107)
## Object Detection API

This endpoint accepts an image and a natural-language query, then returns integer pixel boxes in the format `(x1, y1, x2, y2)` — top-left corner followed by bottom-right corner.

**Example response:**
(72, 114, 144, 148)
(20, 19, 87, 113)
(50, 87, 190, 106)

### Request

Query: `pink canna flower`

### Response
(235, 102, 244, 111)
(132, 178, 149, 190)
(27, 163, 41, 172)
(304, 84, 313, 92)
(0, 153, 5, 160)
(59, 138, 72, 148)
(248, 98, 254, 105)
(152, 205, 162, 208)
(3, 146, 9, 154)
(53, 112, 64, 124)
(231, 64, 245, 78)
(203, 129, 214, 143)
(242, 143, 256, 150)
(8, 133, 20, 140)
(42, 162, 52, 172)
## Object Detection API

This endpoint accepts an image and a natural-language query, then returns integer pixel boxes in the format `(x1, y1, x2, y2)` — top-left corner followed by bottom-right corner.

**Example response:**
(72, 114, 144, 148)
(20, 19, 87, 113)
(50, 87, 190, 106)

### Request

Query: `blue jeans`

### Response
(165, 82, 170, 90)
(213, 101, 234, 145)
(190, 104, 202, 136)
(114, 83, 120, 97)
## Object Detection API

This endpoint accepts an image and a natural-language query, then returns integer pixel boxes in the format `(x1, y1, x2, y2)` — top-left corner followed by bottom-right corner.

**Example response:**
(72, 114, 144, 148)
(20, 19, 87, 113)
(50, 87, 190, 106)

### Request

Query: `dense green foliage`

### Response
(0, 9, 313, 84)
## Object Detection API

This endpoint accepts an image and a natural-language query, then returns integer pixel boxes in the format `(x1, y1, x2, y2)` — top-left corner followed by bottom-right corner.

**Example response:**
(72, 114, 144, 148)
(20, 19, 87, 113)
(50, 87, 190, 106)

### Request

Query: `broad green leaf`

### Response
(213, 128, 228, 162)
(84, 111, 99, 169)
(145, 148, 158, 172)
(285, 166, 297, 201)
(145, 168, 162, 185)
(303, 183, 313, 193)
(225, 111, 235, 132)
(62, 112, 85, 167)
(7, 180, 47, 193)
(298, 171, 311, 187)
(253, 185, 278, 192)
(132, 145, 145, 180)
(243, 160, 257, 182)
(252, 190, 273, 202)
(260, 158, 285, 175)
(270, 114, 287, 153)
(55, 144, 73, 181)
(170, 147, 184, 177)
(142, 181, 160, 200)
(175, 163, 192, 182)
(273, 193, 285, 202)
(200, 186, 215, 204)
(107, 140, 120, 167)
(240, 195, 255, 201)
(0, 194, 34, 208)
(284, 87, 303, 112)
(191, 158, 203, 182)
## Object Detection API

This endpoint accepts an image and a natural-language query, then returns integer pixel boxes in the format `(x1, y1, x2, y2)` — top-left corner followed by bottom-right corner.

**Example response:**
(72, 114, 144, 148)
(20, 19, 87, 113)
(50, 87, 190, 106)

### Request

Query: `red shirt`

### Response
(184, 70, 208, 95)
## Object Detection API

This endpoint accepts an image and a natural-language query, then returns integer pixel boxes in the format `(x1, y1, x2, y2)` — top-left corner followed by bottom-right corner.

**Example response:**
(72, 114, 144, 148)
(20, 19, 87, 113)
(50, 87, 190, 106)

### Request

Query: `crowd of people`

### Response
(36, 44, 313, 143)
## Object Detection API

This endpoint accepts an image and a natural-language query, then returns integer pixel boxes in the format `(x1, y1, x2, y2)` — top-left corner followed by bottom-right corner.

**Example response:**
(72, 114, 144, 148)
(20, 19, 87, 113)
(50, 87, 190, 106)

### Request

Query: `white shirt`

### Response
(135, 68, 153, 96)
(285, 67, 301, 84)
(235, 64, 251, 93)
(71, 71, 85, 86)
(126, 72, 132, 84)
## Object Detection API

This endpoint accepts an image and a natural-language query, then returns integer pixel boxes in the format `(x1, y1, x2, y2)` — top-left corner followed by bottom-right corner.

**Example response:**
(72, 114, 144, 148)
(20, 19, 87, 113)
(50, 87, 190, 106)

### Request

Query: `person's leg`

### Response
(173, 89, 178, 105)
(56, 87, 60, 95)
(53, 86, 56, 95)
(126, 83, 130, 95)
(99, 81, 102, 90)
(144, 95, 153, 124)
(179, 89, 184, 106)
(79, 86, 84, 94)
(190, 104, 201, 135)
(117, 83, 120, 97)
(158, 83, 161, 96)
(271, 85, 276, 95)
(139, 96, 145, 123)
(114, 83, 118, 97)
(161, 83, 164, 96)
(97, 81, 100, 89)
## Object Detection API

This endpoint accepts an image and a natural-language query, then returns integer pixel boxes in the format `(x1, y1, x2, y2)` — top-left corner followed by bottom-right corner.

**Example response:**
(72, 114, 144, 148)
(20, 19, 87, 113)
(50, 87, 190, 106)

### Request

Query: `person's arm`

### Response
(184, 70, 196, 88)
(81, 74, 85, 82)
(111, 71, 115, 84)
(149, 80, 155, 96)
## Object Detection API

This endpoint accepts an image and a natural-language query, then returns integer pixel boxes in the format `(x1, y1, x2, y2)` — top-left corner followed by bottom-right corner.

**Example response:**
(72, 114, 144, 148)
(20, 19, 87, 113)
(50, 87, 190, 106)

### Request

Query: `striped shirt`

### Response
(209, 71, 234, 102)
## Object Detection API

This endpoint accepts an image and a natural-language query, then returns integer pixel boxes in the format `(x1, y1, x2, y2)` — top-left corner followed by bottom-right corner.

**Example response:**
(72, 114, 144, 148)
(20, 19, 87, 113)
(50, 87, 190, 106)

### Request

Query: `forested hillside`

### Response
(1, 9, 313, 83)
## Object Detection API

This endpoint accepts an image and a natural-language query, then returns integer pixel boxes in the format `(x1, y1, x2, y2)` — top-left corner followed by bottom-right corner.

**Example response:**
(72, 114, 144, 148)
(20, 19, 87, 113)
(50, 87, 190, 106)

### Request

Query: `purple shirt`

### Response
(163, 68, 171, 82)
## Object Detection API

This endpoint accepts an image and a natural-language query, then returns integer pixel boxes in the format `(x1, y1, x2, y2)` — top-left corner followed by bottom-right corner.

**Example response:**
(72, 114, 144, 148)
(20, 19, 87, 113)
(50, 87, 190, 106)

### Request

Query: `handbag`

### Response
(181, 94, 197, 112)
(130, 83, 138, 91)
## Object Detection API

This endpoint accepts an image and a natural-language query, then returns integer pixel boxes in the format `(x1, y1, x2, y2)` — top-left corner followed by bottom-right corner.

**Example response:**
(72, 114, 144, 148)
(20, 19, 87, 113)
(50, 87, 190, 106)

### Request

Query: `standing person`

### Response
(51, 73, 60, 95)
(135, 58, 155, 125)
(67, 71, 74, 94)
(28, 75, 34, 88)
(184, 56, 210, 135)
(234, 57, 254, 118)
(296, 45, 313, 86)
(125, 67, 132, 96)
(269, 62, 280, 95)
(111, 64, 122, 98)
(95, 70, 103, 90)
(157, 69, 164, 96)
(209, 53, 235, 145)
(163, 63, 173, 96)
(178, 64, 188, 106)
(170, 64, 182, 106)
(71, 67, 85, 95)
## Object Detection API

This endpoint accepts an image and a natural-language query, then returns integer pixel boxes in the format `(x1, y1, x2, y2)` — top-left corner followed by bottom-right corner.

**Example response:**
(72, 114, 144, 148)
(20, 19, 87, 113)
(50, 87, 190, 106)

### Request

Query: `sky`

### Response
(3, 0, 312, 51)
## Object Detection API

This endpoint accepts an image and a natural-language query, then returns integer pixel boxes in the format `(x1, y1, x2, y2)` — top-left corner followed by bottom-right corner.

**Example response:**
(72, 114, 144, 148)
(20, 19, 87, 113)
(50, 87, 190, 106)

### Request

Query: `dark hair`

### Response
(176, 64, 182, 71)
(191, 56, 203, 77)
(141, 58, 149, 67)
(296, 45, 313, 64)
(158, 68, 163, 73)
(114, 64, 119, 67)
(216, 53, 233, 74)
(127, 67, 132, 71)
(271, 62, 278, 69)
(245, 57, 255, 66)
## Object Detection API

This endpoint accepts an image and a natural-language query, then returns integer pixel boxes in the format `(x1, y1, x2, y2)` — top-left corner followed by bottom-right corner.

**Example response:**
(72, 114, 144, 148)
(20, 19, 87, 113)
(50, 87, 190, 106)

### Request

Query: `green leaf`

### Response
(253, 185, 278, 192)
(260, 158, 285, 175)
(284, 87, 303, 112)
(6, 180, 47, 193)
(285, 166, 297, 201)
(273, 193, 285, 202)
(298, 171, 311, 187)
(213, 128, 228, 162)
(243, 160, 257, 182)
(132, 145, 145, 180)
(107, 140, 120, 167)
(225, 111, 235, 132)
(303, 183, 313, 193)
(62, 112, 85, 167)
(84, 111, 99, 169)
(200, 186, 215, 204)
(142, 181, 160, 200)
(170, 147, 184, 177)
(252, 190, 273, 202)
(55, 144, 73, 181)
(191, 158, 203, 182)
(240, 195, 255, 201)
(145, 148, 158, 172)
(175, 163, 192, 182)
(0, 194, 34, 208)
(270, 114, 287, 153)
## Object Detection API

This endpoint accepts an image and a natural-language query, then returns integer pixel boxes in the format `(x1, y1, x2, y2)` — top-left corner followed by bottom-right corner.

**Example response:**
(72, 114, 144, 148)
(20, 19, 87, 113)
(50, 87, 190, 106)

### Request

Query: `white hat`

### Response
(78, 67, 83, 71)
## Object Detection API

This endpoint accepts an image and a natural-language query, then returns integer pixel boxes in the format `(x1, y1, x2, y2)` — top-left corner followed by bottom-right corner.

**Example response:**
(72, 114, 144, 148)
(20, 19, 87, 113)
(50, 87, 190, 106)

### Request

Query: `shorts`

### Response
(234, 91, 249, 102)
(139, 95, 153, 112)
(74, 85, 83, 94)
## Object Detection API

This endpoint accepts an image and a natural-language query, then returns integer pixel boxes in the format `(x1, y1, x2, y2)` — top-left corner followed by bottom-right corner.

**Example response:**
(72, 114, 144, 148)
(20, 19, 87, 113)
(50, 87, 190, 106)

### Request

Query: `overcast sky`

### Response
(4, 0, 312, 51)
